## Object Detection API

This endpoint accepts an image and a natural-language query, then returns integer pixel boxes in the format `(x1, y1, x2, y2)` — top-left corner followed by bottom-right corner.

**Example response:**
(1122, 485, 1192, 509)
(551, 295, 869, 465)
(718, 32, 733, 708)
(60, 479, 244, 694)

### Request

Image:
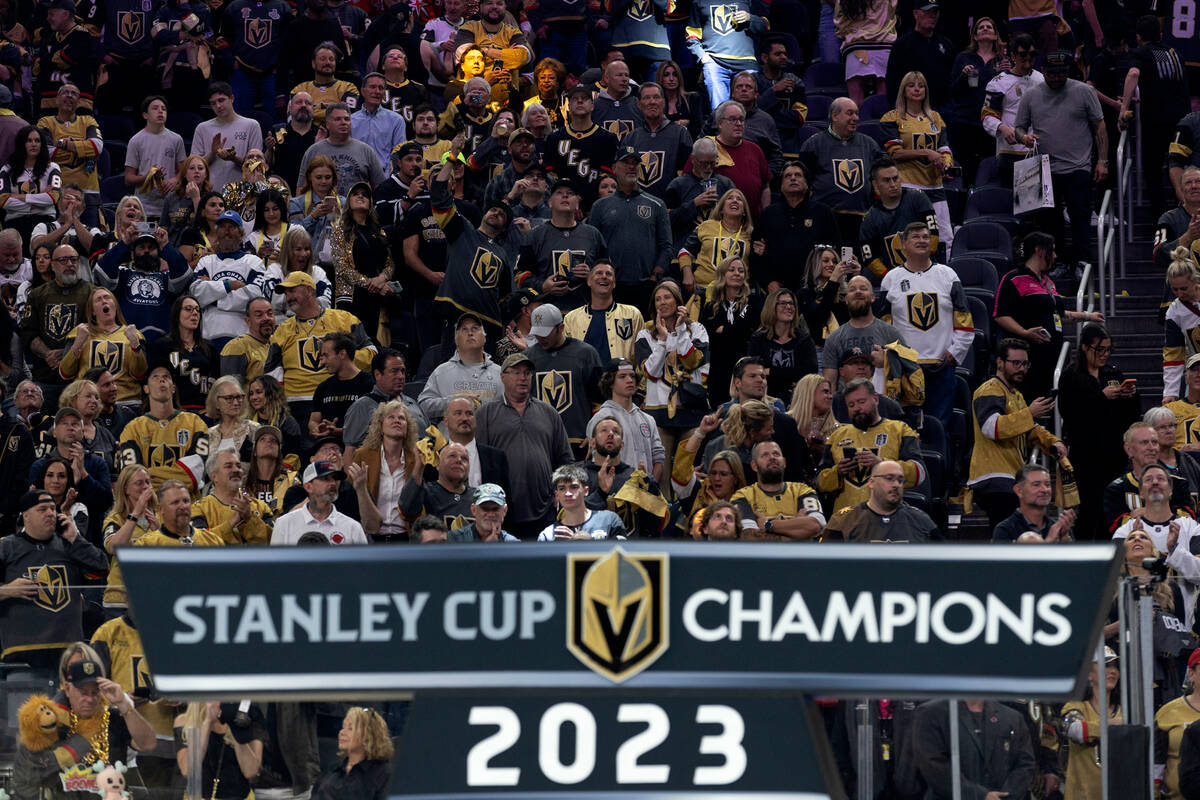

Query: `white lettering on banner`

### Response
(681, 590, 1073, 646)
(172, 591, 433, 644)
(445, 591, 557, 641)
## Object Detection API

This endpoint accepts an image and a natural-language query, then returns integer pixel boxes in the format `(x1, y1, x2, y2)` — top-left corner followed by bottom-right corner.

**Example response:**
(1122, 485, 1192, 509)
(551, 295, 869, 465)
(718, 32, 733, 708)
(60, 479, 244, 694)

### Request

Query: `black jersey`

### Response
(544, 124, 619, 207)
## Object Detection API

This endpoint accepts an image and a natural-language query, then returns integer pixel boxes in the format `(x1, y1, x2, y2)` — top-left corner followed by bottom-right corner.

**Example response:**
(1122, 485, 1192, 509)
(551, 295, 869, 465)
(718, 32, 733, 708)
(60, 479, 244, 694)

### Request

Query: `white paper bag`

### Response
(1013, 151, 1054, 214)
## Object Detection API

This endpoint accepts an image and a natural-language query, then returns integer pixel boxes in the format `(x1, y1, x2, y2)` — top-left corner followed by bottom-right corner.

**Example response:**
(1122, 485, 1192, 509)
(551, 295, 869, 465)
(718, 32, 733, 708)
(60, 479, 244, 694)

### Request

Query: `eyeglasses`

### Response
(1004, 359, 1031, 368)
(1088, 345, 1112, 354)
(775, 299, 796, 307)
(52, 256, 78, 264)
(218, 394, 245, 401)
(708, 469, 734, 479)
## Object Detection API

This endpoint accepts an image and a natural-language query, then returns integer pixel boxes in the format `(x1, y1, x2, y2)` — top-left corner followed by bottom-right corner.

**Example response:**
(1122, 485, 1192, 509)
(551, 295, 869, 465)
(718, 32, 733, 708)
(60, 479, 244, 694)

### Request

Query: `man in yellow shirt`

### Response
(191, 448, 275, 544)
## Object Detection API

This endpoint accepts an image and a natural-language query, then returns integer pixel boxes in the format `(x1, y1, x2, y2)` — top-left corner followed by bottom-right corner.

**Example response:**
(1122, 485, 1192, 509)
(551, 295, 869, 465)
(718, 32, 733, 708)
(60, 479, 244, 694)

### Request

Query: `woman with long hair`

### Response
(244, 426, 299, 513)
(655, 60, 702, 137)
(635, 280, 711, 473)
(833, 0, 896, 105)
(33, 455, 89, 536)
(99, 464, 156, 613)
(1061, 650, 1122, 800)
(799, 244, 856, 349)
(1059, 323, 1140, 540)
(671, 408, 747, 535)
(748, 288, 818, 401)
(788, 373, 837, 466)
(0, 126, 60, 249)
(948, 17, 1004, 185)
(332, 181, 394, 340)
(310, 706, 394, 800)
(16, 242, 53, 319)
(178, 190, 225, 268)
(269, 225, 332, 319)
(88, 194, 148, 261)
(1164, 247, 1200, 402)
(354, 399, 423, 541)
(60, 378, 116, 469)
(243, 187, 289, 265)
(881, 71, 956, 253)
(699, 256, 762, 405)
(162, 155, 212, 243)
(148, 295, 217, 413)
(521, 102, 553, 154)
(289, 155, 343, 265)
(679, 188, 752, 297)
(59, 287, 147, 407)
(176, 701, 265, 800)
(206, 375, 258, 456)
(248, 374, 306, 460)
(704, 399, 775, 476)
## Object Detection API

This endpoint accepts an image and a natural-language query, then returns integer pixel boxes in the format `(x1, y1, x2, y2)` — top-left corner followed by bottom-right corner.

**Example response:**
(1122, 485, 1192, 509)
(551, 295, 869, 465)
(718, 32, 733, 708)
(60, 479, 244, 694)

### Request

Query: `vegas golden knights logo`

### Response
(131, 655, 154, 696)
(296, 337, 321, 372)
(710, 235, 746, 266)
(118, 11, 144, 45)
(885, 232, 905, 268)
(910, 132, 935, 150)
(553, 249, 585, 278)
(26, 564, 69, 612)
(150, 443, 184, 468)
(614, 318, 634, 340)
(245, 18, 271, 49)
(629, 0, 651, 19)
(603, 120, 634, 140)
(537, 369, 572, 412)
(470, 247, 502, 289)
(710, 4, 737, 34)
(833, 158, 865, 193)
(89, 339, 123, 374)
(444, 513, 473, 530)
(45, 303, 77, 340)
(638, 151, 664, 187)
(907, 292, 940, 332)
(567, 547, 668, 682)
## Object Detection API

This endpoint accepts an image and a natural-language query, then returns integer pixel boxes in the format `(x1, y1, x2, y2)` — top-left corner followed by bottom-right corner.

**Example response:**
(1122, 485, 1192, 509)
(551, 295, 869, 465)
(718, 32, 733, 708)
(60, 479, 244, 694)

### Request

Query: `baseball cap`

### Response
(550, 177, 580, 196)
(1189, 648, 1200, 670)
(915, 0, 938, 9)
(613, 145, 639, 164)
(310, 435, 343, 455)
(529, 304, 564, 337)
(564, 83, 592, 99)
(253, 425, 283, 446)
(501, 352, 535, 371)
(485, 201, 512, 228)
(54, 406, 83, 424)
(275, 271, 316, 292)
(1187, 353, 1200, 371)
(1105, 646, 1119, 664)
(503, 288, 542, 323)
(474, 483, 507, 506)
(19, 490, 53, 513)
(507, 127, 535, 147)
(839, 347, 872, 367)
(216, 209, 244, 228)
(392, 141, 423, 161)
(133, 228, 157, 246)
(66, 660, 103, 687)
(605, 356, 635, 373)
(1044, 50, 1073, 73)
(302, 460, 346, 483)
(456, 311, 484, 330)
(45, 0, 75, 11)
(347, 180, 373, 199)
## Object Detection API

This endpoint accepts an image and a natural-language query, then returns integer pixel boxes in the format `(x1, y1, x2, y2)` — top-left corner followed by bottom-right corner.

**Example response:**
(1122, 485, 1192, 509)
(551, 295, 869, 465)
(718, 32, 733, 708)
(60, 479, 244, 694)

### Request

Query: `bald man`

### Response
(399, 441, 476, 533)
(821, 460, 940, 542)
(799, 96, 883, 243)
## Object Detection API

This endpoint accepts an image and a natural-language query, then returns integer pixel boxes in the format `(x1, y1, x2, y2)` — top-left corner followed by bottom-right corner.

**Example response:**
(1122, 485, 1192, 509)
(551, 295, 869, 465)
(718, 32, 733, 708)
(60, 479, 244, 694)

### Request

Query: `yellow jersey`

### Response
(263, 309, 376, 402)
(117, 411, 210, 494)
(59, 327, 147, 404)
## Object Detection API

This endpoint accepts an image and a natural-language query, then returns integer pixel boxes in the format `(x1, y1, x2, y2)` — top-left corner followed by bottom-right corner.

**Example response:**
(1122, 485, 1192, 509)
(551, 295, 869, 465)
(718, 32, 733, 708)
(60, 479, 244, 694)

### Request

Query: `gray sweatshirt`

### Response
(585, 398, 665, 473)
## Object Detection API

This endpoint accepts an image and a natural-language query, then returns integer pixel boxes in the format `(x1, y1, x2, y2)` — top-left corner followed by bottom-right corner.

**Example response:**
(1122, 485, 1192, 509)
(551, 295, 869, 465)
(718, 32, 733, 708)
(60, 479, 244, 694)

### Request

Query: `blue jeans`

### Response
(230, 65, 277, 113)
(540, 25, 588, 73)
(700, 60, 753, 111)
(921, 359, 956, 432)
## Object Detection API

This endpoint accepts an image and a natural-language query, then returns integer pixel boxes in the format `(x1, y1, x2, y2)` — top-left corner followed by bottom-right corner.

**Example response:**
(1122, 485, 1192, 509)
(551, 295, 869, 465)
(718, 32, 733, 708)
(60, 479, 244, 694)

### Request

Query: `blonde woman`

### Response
(60, 378, 116, 469)
(175, 701, 265, 800)
(789, 373, 837, 464)
(678, 188, 753, 296)
(702, 399, 775, 475)
(700, 256, 763, 405)
(747, 288, 818, 401)
(263, 223, 333, 321)
(672, 409, 747, 535)
(353, 399, 423, 541)
(59, 287, 147, 406)
(880, 71, 955, 254)
(206, 375, 258, 456)
(799, 245, 856, 348)
(1164, 246, 1200, 402)
(100, 464, 156, 613)
(289, 154, 343, 264)
(310, 706, 394, 799)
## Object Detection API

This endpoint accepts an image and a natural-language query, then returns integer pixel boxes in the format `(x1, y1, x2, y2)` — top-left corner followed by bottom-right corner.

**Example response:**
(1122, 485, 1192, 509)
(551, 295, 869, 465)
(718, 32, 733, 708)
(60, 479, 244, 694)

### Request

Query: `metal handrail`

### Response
(1096, 190, 1113, 319)
(1052, 261, 1096, 439)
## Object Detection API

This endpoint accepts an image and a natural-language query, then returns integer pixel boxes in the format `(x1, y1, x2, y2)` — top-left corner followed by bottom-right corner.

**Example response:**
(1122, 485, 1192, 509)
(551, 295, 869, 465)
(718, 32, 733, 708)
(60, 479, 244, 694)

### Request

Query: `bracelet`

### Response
(126, 514, 137, 523)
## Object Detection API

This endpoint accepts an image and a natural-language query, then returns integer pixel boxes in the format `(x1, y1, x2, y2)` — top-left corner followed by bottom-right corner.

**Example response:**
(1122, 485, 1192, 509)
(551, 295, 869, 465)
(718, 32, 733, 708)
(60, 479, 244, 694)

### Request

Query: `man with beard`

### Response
(698, 500, 742, 540)
(1112, 463, 1200, 567)
(454, 0, 533, 86)
(192, 210, 267, 349)
(93, 227, 193, 342)
(816, 379, 925, 515)
(271, 460, 367, 545)
(481, 127, 545, 210)
(967, 339, 1065, 531)
(19, 243, 91, 403)
(992, 464, 1076, 543)
(266, 93, 319, 195)
(375, 141, 428, 228)
(191, 447, 275, 544)
(277, 0, 349, 91)
(220, 297, 277, 381)
(400, 441, 475, 531)
(403, 105, 452, 174)
(291, 42, 361, 126)
(823, 460, 939, 542)
(578, 416, 669, 537)
(821, 276, 904, 392)
(732, 441, 824, 540)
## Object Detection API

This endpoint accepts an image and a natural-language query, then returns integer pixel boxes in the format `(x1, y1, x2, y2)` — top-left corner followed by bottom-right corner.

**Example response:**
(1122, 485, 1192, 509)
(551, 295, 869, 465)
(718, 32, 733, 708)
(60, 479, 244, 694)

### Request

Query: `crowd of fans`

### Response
(2, 0, 1200, 795)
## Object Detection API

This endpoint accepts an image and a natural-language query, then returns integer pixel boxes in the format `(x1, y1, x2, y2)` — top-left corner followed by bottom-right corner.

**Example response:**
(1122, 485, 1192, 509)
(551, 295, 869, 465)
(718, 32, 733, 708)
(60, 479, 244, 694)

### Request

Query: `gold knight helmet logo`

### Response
(833, 158, 865, 193)
(567, 547, 668, 682)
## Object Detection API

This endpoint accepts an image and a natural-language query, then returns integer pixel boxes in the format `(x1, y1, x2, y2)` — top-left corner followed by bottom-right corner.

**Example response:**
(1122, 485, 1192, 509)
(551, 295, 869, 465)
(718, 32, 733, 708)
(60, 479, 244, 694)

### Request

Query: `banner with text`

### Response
(119, 541, 1121, 699)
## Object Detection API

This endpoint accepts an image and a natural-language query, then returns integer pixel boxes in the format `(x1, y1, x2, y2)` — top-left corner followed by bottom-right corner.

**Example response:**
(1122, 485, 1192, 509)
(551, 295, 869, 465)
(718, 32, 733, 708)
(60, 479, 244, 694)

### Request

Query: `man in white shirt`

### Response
(271, 460, 367, 545)
(124, 95, 187, 219)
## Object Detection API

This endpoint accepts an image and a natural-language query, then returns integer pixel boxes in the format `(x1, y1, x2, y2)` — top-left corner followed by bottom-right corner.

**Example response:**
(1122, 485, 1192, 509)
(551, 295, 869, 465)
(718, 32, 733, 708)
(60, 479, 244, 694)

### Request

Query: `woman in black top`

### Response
(747, 288, 819, 402)
(312, 706, 394, 800)
(332, 181, 394, 342)
(798, 244, 855, 351)
(656, 60, 702, 138)
(178, 191, 226, 269)
(175, 701, 266, 800)
(947, 17, 1005, 186)
(699, 256, 763, 405)
(148, 295, 218, 415)
(1058, 324, 1141, 540)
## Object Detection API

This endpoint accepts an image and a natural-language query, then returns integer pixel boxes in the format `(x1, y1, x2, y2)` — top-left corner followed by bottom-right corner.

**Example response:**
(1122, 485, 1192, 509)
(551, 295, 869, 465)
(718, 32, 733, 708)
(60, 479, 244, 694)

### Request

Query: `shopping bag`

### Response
(1013, 150, 1054, 214)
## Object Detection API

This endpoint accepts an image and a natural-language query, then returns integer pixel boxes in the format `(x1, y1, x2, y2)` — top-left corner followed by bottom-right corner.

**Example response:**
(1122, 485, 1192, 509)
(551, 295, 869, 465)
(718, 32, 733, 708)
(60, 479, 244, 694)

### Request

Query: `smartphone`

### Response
(1046, 389, 1060, 399)
(134, 221, 155, 236)
(387, 280, 404, 295)
(843, 446, 857, 459)
(840, 246, 854, 263)
(1120, 378, 1137, 390)
(55, 516, 67, 536)
(944, 165, 963, 179)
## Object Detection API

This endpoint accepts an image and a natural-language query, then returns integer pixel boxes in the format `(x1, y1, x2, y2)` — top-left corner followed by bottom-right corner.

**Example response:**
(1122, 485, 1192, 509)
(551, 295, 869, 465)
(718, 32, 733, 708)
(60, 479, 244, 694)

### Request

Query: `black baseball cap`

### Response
(391, 141, 423, 161)
(310, 435, 343, 455)
(550, 177, 580, 196)
(839, 347, 872, 367)
(564, 83, 593, 99)
(613, 145, 639, 164)
(67, 660, 103, 686)
(19, 490, 53, 513)
(456, 311, 484, 329)
(503, 288, 543, 323)
(1044, 50, 1073, 73)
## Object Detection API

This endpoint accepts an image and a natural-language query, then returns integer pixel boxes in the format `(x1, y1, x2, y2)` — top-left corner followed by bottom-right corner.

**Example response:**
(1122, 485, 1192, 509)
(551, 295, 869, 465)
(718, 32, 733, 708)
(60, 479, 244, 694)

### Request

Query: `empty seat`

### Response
(857, 93, 892, 120)
(975, 157, 1001, 187)
(856, 120, 889, 147)
(804, 94, 833, 122)
(803, 61, 846, 95)
(100, 174, 127, 204)
(964, 185, 1021, 234)
(950, 256, 1000, 293)
(951, 219, 1013, 274)
(96, 113, 136, 143)
(170, 111, 204, 146)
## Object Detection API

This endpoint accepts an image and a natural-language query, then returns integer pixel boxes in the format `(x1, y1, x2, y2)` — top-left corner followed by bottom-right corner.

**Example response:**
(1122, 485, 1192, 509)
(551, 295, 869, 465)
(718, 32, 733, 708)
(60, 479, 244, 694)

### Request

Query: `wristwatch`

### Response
(764, 518, 774, 534)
